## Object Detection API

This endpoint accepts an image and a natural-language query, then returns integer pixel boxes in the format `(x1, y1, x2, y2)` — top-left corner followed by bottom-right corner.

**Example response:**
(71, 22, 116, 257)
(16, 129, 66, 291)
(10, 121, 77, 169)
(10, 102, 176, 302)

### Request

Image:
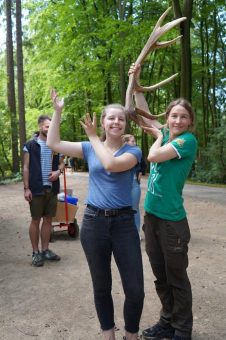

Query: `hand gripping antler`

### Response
(125, 7, 186, 124)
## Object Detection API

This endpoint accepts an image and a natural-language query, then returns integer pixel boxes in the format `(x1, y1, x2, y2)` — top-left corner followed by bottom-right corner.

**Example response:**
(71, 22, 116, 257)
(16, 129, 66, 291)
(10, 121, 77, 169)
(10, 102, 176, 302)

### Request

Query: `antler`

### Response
(125, 7, 186, 124)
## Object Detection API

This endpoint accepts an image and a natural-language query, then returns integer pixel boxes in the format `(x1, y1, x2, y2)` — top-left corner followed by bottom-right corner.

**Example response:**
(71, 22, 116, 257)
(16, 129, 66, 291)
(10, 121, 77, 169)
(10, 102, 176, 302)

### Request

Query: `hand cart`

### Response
(52, 169, 79, 239)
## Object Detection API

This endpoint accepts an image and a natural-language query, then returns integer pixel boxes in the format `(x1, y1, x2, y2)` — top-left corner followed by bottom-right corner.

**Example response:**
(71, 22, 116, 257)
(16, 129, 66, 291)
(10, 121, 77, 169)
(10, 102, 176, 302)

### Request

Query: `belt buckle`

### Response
(104, 209, 117, 217)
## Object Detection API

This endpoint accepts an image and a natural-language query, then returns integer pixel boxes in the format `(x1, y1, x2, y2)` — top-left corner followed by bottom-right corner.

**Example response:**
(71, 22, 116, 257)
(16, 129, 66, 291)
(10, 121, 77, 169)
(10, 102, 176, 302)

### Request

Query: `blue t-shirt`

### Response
(82, 142, 142, 209)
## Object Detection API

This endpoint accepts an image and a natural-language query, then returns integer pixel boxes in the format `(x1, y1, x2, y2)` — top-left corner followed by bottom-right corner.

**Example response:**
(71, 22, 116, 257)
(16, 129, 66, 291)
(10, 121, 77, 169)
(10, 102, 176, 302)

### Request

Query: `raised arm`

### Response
(129, 63, 163, 129)
(47, 89, 83, 158)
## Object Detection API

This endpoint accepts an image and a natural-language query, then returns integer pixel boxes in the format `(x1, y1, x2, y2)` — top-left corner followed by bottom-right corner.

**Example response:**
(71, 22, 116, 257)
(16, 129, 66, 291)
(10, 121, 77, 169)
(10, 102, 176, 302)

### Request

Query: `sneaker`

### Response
(142, 322, 174, 339)
(172, 335, 191, 340)
(32, 252, 44, 267)
(42, 249, 61, 261)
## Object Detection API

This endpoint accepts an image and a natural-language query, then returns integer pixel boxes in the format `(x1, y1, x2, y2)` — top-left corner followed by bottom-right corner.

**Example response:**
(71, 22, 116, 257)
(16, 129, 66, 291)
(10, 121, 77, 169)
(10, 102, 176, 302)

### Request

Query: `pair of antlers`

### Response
(125, 7, 186, 126)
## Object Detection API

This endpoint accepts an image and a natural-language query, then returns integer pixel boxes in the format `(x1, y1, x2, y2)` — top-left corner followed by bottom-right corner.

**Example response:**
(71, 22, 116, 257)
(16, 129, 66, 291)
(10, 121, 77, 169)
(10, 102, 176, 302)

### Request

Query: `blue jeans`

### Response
(131, 178, 141, 232)
(80, 206, 144, 333)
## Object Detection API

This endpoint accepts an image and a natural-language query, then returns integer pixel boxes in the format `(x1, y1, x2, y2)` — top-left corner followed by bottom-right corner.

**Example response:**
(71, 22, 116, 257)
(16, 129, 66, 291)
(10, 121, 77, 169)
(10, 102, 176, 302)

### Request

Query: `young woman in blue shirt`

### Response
(47, 90, 144, 340)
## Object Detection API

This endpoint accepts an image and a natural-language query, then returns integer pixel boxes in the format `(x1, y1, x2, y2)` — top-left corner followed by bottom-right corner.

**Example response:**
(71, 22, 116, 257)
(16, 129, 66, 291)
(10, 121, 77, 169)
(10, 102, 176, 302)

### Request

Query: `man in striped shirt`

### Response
(23, 115, 65, 267)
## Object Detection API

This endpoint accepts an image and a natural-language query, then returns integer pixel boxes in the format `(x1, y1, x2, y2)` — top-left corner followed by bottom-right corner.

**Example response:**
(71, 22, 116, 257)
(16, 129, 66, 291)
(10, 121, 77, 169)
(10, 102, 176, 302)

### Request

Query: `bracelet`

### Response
(59, 169, 64, 174)
(24, 187, 29, 190)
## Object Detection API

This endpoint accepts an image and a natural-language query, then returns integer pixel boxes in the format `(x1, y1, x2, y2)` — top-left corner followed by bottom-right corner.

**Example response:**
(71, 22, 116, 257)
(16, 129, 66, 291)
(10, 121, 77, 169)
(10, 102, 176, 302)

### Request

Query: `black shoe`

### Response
(172, 335, 191, 340)
(142, 322, 174, 339)
(42, 249, 61, 261)
(32, 252, 44, 267)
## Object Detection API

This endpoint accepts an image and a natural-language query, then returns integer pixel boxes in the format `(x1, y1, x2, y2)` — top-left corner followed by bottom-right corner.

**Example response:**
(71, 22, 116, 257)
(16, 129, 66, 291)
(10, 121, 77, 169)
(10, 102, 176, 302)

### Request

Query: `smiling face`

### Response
(167, 104, 192, 139)
(101, 105, 127, 139)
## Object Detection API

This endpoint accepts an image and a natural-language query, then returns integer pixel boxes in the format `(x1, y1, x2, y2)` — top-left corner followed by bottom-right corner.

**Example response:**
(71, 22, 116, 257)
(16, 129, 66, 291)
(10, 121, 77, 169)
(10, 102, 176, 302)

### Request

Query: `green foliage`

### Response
(23, 0, 184, 118)
(0, 0, 225, 182)
(0, 105, 13, 177)
(0, 172, 22, 185)
(192, 124, 226, 184)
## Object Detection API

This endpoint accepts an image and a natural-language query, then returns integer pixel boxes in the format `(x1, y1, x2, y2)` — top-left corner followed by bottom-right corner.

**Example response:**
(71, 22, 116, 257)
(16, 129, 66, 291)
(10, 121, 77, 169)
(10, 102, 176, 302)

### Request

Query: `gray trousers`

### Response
(143, 213, 193, 337)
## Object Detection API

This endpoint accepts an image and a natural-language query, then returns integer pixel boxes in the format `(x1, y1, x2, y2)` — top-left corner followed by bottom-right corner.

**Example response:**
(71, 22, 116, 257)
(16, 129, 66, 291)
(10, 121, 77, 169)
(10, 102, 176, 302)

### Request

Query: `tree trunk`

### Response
(5, 0, 19, 173)
(200, 18, 207, 146)
(118, 0, 127, 105)
(204, 17, 211, 132)
(16, 0, 26, 167)
(172, 0, 193, 102)
(212, 8, 218, 127)
(119, 58, 126, 105)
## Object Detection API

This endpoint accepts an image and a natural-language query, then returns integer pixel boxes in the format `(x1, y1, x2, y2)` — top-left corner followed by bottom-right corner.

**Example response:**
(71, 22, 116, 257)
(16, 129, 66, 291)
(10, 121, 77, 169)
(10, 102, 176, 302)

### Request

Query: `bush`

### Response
(192, 125, 226, 184)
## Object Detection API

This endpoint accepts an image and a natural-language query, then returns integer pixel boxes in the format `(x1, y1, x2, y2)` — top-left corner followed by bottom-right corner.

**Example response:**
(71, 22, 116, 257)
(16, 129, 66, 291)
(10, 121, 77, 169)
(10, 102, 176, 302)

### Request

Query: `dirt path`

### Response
(0, 172, 226, 340)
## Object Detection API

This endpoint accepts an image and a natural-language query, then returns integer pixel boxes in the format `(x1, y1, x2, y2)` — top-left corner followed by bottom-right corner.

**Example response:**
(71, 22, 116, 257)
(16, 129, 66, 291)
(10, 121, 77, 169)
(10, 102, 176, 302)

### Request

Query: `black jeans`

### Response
(80, 206, 144, 333)
(143, 213, 193, 337)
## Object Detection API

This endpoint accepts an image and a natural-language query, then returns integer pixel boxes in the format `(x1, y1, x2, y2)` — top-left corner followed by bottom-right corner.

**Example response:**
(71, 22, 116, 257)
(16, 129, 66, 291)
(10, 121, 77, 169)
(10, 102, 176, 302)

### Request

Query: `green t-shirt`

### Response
(144, 129, 198, 221)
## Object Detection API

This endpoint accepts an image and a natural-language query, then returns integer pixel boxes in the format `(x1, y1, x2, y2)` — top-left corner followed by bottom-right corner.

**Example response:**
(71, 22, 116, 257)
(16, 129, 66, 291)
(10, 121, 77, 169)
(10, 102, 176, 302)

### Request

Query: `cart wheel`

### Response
(68, 219, 79, 238)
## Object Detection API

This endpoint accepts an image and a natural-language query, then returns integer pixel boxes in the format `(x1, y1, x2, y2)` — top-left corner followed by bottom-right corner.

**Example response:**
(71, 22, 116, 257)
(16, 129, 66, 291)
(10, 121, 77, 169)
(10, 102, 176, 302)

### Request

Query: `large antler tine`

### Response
(153, 6, 172, 31)
(135, 107, 157, 120)
(136, 73, 178, 92)
(155, 36, 183, 49)
(133, 11, 170, 65)
(135, 17, 186, 65)
(135, 38, 154, 65)
(160, 16, 187, 34)
(129, 112, 146, 126)
(135, 107, 166, 120)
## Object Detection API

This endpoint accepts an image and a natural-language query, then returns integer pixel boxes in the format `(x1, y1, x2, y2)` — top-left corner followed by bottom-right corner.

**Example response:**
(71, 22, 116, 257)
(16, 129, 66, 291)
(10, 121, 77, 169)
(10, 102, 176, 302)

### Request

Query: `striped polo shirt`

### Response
(37, 138, 52, 187)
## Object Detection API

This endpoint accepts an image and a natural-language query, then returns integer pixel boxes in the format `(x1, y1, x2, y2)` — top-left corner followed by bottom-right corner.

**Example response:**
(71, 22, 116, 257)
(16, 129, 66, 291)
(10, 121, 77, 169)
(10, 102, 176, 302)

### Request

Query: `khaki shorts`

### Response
(29, 190, 57, 219)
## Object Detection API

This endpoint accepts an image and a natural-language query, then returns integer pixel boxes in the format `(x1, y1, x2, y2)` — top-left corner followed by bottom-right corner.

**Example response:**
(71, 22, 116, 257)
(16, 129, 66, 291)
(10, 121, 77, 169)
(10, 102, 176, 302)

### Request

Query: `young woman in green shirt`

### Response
(130, 64, 197, 340)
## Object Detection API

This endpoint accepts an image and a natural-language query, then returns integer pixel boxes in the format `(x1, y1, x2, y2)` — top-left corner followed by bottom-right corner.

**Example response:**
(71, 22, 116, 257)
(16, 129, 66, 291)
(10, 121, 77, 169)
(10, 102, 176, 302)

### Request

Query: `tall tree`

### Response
(5, 0, 19, 173)
(172, 0, 193, 102)
(16, 0, 26, 165)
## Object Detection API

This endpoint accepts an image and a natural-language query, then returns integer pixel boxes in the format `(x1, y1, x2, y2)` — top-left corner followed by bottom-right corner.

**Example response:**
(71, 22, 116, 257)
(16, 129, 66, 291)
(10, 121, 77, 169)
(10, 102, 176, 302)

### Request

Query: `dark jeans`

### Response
(80, 206, 144, 333)
(143, 213, 193, 337)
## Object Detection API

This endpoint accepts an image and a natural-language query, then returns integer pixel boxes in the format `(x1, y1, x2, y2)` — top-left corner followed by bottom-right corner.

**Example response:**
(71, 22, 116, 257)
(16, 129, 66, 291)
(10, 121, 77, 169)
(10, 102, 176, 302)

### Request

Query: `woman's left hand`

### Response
(80, 113, 97, 138)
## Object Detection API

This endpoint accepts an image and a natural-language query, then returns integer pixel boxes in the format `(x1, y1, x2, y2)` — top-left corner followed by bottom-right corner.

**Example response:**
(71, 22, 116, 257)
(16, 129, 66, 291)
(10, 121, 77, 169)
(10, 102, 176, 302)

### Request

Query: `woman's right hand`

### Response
(141, 124, 163, 140)
(128, 63, 141, 80)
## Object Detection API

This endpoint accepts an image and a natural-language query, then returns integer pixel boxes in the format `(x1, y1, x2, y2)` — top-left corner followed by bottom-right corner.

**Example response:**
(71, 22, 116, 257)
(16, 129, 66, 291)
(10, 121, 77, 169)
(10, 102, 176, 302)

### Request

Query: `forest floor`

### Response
(0, 172, 226, 340)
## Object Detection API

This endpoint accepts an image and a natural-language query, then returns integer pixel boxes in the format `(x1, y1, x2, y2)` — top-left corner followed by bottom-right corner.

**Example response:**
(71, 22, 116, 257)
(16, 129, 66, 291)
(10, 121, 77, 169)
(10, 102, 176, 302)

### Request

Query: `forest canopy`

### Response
(0, 0, 225, 183)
